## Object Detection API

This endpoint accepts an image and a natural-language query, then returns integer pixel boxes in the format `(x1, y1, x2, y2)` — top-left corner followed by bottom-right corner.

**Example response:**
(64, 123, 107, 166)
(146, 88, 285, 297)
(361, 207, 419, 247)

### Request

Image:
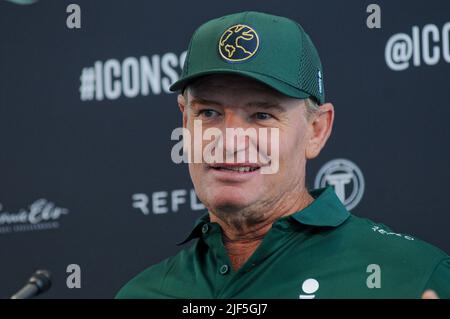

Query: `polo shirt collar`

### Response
(289, 186, 350, 227)
(177, 186, 350, 245)
(177, 213, 210, 245)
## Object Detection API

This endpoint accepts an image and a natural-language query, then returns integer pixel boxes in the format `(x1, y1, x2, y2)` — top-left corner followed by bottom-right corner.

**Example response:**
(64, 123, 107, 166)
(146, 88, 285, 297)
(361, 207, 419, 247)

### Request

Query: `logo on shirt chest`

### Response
(299, 278, 320, 299)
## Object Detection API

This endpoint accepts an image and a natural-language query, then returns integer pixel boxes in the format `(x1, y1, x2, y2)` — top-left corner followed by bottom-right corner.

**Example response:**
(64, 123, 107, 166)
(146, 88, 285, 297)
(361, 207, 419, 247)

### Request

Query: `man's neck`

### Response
(209, 188, 315, 270)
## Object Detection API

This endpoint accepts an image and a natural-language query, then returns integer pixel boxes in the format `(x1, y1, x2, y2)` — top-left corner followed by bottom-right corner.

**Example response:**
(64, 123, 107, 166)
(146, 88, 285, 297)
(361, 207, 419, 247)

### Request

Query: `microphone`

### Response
(10, 269, 52, 299)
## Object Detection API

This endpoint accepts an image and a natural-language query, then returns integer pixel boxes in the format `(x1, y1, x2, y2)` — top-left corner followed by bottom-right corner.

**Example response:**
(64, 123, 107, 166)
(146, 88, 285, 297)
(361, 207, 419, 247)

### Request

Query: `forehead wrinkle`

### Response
(188, 85, 285, 110)
(189, 74, 283, 95)
(186, 75, 302, 112)
(189, 94, 286, 113)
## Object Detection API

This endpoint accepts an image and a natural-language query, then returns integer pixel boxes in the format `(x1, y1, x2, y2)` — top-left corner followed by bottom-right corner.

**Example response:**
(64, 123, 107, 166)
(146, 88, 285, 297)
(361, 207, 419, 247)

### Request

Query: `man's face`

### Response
(178, 74, 323, 224)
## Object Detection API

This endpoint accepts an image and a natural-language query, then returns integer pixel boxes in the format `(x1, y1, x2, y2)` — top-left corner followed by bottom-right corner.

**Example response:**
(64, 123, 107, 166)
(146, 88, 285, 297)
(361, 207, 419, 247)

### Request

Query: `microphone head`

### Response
(29, 269, 52, 293)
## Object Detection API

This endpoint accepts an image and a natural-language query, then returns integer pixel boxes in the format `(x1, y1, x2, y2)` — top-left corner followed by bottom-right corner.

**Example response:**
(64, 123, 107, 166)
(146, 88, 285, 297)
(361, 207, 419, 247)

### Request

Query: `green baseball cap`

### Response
(170, 11, 325, 105)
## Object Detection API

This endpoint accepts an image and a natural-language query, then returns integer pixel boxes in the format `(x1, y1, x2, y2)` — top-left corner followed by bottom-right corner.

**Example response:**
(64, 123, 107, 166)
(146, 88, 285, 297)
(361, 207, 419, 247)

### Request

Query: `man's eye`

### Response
(199, 109, 220, 118)
(255, 112, 273, 120)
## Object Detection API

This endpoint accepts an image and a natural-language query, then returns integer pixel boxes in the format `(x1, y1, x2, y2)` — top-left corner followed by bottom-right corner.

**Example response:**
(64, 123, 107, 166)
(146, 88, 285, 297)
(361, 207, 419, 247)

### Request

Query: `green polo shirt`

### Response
(116, 186, 450, 299)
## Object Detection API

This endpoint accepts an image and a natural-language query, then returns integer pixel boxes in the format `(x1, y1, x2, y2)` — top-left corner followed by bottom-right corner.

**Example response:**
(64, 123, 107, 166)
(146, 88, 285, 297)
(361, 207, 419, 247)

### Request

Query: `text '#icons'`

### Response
(80, 52, 186, 101)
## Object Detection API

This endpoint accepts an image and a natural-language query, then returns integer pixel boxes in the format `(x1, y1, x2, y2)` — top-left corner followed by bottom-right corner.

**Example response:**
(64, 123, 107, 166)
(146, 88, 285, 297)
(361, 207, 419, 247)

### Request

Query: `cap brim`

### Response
(169, 69, 310, 100)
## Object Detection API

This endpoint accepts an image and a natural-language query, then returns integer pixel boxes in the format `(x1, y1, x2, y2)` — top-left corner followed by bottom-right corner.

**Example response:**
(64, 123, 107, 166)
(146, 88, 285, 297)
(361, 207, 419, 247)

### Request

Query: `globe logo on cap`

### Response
(219, 24, 259, 62)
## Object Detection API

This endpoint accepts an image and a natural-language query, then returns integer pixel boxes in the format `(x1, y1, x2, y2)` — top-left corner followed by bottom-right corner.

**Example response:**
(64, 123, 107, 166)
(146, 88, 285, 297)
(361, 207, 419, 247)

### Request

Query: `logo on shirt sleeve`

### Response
(371, 225, 415, 241)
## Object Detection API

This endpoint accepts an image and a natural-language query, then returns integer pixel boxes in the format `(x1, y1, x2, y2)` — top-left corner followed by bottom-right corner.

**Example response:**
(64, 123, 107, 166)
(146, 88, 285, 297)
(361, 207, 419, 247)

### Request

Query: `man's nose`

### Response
(222, 112, 251, 155)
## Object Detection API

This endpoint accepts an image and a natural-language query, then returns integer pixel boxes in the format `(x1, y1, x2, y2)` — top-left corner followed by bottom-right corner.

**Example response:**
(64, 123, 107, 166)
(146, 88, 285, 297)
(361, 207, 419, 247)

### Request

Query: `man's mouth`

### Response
(208, 164, 261, 173)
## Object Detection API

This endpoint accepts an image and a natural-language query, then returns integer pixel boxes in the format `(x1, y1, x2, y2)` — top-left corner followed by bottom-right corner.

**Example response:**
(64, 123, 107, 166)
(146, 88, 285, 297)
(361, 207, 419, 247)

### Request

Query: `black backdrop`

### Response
(0, 0, 449, 298)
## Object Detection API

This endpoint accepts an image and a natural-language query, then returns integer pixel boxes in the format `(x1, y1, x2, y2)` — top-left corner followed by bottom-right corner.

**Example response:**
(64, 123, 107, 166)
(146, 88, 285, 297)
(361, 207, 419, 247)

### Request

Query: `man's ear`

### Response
(305, 102, 334, 160)
(177, 94, 187, 128)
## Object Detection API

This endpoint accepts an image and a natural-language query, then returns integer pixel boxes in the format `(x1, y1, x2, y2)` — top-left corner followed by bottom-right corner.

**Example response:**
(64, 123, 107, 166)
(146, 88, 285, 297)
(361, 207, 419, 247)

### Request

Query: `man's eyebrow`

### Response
(189, 97, 285, 111)
(189, 97, 223, 107)
(245, 101, 285, 111)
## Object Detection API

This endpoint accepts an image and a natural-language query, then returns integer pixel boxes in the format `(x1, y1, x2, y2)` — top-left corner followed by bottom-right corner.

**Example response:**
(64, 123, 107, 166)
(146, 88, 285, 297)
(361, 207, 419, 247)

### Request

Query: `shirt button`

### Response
(219, 264, 229, 275)
(201, 224, 209, 234)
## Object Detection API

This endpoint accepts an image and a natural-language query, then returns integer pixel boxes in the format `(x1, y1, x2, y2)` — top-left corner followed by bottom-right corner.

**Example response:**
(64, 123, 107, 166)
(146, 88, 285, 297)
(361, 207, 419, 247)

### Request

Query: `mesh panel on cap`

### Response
(297, 24, 324, 104)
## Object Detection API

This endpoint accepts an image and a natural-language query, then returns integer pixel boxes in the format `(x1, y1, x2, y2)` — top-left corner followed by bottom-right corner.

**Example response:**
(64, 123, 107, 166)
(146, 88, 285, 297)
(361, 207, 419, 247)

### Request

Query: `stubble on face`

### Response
(182, 75, 314, 235)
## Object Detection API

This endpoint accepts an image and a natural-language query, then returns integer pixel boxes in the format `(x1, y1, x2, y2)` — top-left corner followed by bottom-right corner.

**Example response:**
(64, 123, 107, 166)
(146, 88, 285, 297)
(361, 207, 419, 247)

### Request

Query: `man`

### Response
(116, 11, 449, 298)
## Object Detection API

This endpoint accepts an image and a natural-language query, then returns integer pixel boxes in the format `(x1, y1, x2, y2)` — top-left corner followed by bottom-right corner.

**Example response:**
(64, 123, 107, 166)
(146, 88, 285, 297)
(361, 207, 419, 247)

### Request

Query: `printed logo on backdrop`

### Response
(4, 0, 37, 4)
(385, 22, 450, 71)
(132, 189, 205, 215)
(0, 199, 69, 234)
(79, 52, 187, 101)
(314, 159, 365, 211)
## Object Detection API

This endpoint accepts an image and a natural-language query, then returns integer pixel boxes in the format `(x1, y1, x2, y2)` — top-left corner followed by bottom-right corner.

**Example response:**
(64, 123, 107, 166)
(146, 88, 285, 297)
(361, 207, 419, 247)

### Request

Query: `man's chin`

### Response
(208, 194, 255, 214)
(198, 183, 263, 213)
